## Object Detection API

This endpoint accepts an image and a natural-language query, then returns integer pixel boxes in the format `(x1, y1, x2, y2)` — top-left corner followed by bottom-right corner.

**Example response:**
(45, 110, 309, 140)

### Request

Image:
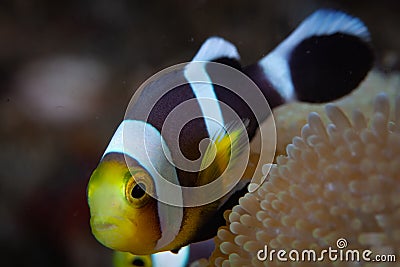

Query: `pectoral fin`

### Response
(198, 121, 249, 186)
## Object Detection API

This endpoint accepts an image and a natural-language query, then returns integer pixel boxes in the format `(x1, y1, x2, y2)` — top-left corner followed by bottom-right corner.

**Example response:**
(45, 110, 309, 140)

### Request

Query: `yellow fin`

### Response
(198, 120, 249, 186)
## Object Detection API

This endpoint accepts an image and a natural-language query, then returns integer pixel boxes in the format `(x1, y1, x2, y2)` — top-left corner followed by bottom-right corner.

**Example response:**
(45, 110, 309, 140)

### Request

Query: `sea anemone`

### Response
(192, 75, 400, 266)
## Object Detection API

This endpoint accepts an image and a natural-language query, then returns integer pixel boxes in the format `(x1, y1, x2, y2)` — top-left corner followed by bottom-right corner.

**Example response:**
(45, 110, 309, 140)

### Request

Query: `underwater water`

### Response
(1, 1, 400, 266)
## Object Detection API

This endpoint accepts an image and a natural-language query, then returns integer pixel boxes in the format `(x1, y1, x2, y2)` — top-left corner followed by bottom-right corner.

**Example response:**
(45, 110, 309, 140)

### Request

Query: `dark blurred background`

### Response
(1, 1, 399, 266)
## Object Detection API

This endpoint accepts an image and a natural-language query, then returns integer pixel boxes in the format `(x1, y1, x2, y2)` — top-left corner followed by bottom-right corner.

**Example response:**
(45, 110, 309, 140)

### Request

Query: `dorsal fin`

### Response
(282, 9, 370, 44)
(192, 37, 240, 62)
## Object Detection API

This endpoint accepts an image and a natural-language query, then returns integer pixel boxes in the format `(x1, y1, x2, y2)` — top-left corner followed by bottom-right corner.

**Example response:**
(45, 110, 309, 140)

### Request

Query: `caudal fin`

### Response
(245, 9, 374, 107)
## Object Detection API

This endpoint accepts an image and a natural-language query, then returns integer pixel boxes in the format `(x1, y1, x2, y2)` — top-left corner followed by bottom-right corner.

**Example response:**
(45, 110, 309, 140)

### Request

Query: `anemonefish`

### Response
(113, 240, 213, 267)
(113, 245, 190, 267)
(88, 9, 373, 255)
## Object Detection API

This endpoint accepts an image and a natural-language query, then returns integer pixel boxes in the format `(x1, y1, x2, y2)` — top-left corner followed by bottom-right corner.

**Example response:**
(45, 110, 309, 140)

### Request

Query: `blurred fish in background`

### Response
(113, 246, 190, 267)
(112, 239, 213, 267)
(1, 1, 399, 267)
(113, 252, 153, 267)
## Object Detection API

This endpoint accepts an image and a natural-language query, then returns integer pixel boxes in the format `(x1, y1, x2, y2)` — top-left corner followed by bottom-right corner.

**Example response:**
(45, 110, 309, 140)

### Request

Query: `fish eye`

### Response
(124, 169, 154, 208)
(131, 257, 145, 266)
(131, 183, 146, 199)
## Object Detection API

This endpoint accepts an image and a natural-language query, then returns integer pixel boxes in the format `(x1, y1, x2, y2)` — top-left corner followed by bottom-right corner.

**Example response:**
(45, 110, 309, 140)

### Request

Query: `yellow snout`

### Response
(87, 156, 161, 254)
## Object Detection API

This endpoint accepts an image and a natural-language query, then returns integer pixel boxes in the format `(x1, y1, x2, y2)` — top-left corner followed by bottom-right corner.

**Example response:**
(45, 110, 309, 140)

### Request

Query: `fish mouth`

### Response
(90, 215, 138, 251)
(90, 216, 126, 232)
(92, 222, 117, 231)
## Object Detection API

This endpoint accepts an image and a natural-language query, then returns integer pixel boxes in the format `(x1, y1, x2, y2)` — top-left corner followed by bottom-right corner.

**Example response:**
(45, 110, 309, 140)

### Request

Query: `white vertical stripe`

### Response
(259, 54, 295, 101)
(103, 120, 183, 250)
(184, 61, 224, 138)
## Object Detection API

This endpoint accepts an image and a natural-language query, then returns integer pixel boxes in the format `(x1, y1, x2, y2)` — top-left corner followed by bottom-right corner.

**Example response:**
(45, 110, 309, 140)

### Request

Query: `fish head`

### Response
(87, 153, 161, 254)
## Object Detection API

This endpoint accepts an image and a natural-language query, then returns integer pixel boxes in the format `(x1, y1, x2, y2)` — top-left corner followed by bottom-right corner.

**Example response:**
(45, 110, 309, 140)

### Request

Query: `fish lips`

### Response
(90, 215, 136, 251)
